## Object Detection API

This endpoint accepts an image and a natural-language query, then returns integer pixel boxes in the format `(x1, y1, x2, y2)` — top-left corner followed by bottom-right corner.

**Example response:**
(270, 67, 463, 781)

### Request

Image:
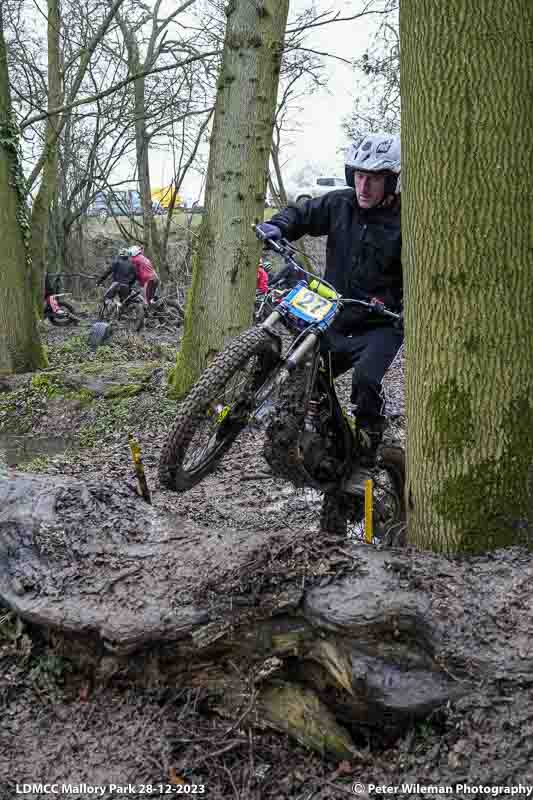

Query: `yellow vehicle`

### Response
(151, 186, 183, 210)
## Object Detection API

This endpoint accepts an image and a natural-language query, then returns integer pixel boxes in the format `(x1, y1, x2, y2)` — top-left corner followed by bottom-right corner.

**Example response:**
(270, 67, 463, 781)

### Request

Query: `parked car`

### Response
(287, 176, 349, 205)
(86, 191, 108, 219)
(86, 190, 144, 220)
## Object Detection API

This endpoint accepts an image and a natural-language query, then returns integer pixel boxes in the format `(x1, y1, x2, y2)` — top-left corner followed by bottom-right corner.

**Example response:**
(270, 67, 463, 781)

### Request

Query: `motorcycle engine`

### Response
(263, 382, 352, 492)
(300, 398, 347, 483)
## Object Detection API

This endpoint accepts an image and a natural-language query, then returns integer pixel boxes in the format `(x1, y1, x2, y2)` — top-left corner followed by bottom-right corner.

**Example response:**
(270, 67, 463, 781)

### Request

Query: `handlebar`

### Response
(253, 224, 402, 322)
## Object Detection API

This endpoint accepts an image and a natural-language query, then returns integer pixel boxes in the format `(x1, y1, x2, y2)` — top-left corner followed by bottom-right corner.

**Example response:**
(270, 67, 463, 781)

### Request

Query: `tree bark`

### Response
(169, 0, 289, 397)
(269, 126, 288, 206)
(29, 0, 63, 310)
(0, 11, 46, 373)
(118, 19, 163, 278)
(401, 0, 533, 552)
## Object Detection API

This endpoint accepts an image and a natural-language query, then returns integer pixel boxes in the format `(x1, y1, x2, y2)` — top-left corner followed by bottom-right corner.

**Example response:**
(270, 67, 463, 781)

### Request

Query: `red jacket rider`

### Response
(128, 246, 159, 303)
(257, 259, 269, 294)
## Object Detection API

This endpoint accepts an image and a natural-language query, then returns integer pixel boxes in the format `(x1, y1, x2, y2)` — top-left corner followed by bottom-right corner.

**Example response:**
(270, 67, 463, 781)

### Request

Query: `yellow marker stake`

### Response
(128, 434, 152, 505)
(364, 479, 373, 543)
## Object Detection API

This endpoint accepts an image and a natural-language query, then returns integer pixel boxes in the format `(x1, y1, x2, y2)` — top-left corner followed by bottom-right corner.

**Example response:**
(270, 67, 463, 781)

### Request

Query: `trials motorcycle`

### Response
(158, 228, 405, 541)
(44, 292, 79, 326)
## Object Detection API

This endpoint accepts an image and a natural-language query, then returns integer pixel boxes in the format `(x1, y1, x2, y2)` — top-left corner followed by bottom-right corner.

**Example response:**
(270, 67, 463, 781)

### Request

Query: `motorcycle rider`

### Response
(128, 246, 159, 304)
(257, 257, 269, 294)
(255, 133, 403, 463)
(96, 247, 137, 301)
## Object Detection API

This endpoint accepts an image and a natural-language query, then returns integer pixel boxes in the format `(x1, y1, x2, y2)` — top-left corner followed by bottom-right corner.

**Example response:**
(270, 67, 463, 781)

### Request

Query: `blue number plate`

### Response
(281, 282, 337, 326)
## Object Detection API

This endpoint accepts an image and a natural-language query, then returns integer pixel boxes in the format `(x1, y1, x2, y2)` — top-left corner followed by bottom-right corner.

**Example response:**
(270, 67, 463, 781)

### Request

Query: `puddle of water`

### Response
(0, 434, 73, 468)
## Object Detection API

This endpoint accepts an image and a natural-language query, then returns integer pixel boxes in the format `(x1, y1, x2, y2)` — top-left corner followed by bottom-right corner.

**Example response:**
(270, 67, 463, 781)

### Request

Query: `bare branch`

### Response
(286, 4, 392, 36)
(291, 47, 353, 65)
(21, 50, 220, 130)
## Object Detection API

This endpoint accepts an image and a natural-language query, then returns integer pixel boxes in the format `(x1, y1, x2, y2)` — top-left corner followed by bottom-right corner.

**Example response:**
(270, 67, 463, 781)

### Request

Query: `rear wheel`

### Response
(121, 300, 145, 332)
(164, 298, 184, 326)
(159, 327, 281, 492)
(320, 446, 406, 545)
(146, 297, 183, 329)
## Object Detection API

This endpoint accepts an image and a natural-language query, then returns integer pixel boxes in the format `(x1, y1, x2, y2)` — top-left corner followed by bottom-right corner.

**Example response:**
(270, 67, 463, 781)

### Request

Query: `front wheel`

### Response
(159, 327, 281, 492)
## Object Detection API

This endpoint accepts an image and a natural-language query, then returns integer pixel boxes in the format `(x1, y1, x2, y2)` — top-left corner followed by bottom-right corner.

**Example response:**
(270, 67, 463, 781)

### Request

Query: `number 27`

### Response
(297, 291, 326, 314)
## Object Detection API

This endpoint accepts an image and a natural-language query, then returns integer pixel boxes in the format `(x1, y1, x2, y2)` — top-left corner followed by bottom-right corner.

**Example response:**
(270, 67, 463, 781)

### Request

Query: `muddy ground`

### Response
(1, 316, 532, 799)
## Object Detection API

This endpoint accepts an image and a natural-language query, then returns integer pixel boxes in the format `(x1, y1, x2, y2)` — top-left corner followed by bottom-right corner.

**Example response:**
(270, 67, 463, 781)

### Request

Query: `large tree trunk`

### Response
(29, 0, 63, 311)
(0, 12, 46, 373)
(169, 0, 289, 397)
(401, 1, 533, 553)
(135, 80, 163, 278)
(119, 21, 163, 279)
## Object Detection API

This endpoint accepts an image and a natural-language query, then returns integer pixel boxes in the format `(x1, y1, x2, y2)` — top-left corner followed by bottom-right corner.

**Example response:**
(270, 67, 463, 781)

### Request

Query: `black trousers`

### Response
(104, 281, 134, 302)
(322, 324, 403, 421)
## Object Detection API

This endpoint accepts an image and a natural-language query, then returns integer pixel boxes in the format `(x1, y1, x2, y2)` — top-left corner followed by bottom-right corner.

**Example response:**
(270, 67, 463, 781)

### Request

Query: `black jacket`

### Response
(99, 255, 136, 287)
(269, 189, 402, 325)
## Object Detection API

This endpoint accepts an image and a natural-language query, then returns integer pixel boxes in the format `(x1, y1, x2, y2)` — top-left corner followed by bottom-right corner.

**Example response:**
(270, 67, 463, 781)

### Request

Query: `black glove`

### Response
(394, 311, 404, 331)
(255, 222, 282, 243)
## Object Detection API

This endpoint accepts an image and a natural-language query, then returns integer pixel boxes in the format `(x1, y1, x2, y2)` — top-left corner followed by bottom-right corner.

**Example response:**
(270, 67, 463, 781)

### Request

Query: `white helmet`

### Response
(345, 134, 401, 193)
(128, 246, 142, 257)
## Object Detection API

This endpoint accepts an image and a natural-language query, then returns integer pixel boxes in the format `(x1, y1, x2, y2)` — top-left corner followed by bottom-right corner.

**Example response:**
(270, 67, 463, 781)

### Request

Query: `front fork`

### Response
(261, 309, 320, 372)
(253, 310, 320, 425)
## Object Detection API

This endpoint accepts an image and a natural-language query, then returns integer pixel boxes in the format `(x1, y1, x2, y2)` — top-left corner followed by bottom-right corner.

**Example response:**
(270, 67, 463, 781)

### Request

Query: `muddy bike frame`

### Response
(99, 284, 143, 318)
(251, 226, 401, 427)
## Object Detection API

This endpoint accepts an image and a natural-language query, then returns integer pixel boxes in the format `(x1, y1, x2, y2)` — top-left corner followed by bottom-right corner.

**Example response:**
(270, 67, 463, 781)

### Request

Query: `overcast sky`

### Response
(282, 0, 376, 182)
(151, 0, 379, 201)
(20, 0, 383, 200)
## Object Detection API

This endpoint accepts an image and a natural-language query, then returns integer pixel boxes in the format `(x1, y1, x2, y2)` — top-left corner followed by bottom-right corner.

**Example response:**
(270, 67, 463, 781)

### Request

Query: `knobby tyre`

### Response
(122, 301, 145, 332)
(146, 298, 183, 330)
(159, 326, 281, 492)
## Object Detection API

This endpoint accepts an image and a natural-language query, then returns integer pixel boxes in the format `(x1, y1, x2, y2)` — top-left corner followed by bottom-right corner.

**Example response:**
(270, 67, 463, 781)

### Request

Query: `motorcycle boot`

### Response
(356, 414, 387, 466)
